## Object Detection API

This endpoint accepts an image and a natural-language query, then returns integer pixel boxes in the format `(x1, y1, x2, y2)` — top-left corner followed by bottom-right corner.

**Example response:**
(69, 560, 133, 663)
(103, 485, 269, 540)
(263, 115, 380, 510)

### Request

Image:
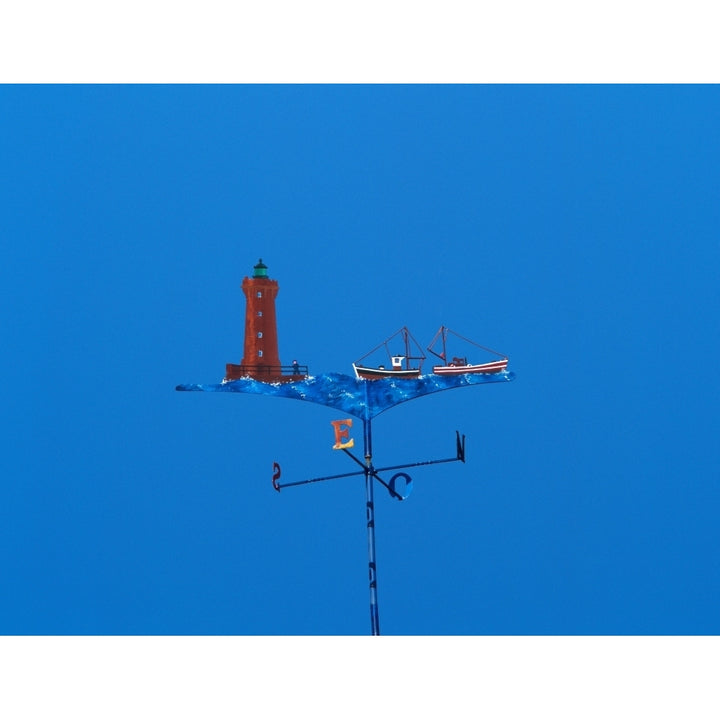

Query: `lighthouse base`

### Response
(224, 363, 308, 384)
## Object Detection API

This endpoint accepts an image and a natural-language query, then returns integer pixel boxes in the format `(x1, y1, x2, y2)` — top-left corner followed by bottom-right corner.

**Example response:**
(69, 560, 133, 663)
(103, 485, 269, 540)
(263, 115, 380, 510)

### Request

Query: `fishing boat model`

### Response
(353, 326, 426, 380)
(427, 326, 509, 375)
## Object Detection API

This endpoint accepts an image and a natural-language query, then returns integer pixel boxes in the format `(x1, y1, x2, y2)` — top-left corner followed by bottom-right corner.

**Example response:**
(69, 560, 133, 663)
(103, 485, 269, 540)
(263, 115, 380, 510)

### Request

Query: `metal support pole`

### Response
(272, 419, 466, 634)
(364, 418, 380, 636)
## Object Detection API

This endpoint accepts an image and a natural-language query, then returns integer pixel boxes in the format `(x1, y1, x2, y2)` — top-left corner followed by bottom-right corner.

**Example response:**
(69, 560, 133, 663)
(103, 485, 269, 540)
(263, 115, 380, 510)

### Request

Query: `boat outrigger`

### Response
(427, 326, 509, 375)
(353, 326, 425, 380)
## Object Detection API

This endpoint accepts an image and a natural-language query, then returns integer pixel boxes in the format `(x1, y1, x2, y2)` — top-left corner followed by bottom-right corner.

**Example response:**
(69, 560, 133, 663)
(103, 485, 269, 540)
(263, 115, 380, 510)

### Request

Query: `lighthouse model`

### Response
(225, 259, 307, 383)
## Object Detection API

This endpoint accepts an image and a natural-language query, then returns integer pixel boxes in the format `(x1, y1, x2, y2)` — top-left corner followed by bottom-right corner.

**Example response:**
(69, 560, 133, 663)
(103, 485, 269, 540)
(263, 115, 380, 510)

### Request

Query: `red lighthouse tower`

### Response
(225, 259, 307, 383)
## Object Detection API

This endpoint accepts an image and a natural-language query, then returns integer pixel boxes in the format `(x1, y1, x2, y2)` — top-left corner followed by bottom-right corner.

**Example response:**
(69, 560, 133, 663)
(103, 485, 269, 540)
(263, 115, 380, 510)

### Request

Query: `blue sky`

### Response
(4, 83, 719, 636)
(2, 81, 719, 709)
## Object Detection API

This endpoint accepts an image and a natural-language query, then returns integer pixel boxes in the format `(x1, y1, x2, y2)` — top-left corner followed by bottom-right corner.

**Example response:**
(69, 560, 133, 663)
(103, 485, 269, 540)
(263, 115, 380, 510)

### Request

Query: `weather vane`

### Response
(177, 259, 515, 635)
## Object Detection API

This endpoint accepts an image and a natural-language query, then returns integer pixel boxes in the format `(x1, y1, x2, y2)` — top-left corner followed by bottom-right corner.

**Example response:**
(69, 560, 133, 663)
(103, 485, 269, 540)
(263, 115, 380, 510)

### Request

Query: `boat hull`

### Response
(353, 363, 422, 381)
(432, 359, 508, 375)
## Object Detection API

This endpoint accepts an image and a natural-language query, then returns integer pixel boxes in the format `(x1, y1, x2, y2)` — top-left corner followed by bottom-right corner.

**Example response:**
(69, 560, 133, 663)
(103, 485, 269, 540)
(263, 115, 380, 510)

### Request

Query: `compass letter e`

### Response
(331, 419, 354, 450)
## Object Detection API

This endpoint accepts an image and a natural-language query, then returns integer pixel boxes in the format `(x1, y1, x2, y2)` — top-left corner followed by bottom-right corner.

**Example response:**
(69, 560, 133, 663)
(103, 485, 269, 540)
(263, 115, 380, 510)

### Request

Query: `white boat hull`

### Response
(353, 363, 422, 380)
(432, 359, 508, 375)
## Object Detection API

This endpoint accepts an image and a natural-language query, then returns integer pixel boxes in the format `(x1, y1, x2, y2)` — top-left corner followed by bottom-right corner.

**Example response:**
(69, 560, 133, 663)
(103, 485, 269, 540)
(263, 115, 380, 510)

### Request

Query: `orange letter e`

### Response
(331, 419, 354, 450)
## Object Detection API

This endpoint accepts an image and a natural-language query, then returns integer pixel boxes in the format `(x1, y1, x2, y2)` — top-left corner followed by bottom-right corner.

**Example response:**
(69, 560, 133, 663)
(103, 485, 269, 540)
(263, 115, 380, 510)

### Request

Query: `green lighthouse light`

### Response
(253, 259, 269, 279)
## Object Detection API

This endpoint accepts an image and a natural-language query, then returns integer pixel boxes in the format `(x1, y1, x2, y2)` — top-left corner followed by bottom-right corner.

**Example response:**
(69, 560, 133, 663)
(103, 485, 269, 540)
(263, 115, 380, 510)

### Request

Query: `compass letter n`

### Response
(331, 419, 354, 450)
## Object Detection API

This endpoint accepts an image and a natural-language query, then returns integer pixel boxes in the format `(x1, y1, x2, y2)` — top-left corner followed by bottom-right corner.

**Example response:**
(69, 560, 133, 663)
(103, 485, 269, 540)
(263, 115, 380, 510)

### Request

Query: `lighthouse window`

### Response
(257, 291, 262, 298)
(257, 332, 263, 338)
(257, 311, 263, 317)
(258, 350, 263, 358)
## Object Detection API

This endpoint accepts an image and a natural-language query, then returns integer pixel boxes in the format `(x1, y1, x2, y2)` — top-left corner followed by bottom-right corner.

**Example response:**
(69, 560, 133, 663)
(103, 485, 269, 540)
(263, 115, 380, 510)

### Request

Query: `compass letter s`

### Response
(331, 419, 354, 450)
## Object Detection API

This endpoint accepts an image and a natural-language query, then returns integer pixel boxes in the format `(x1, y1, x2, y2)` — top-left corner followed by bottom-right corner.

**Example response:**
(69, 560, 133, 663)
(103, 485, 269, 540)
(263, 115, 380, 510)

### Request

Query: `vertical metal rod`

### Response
(364, 418, 380, 636)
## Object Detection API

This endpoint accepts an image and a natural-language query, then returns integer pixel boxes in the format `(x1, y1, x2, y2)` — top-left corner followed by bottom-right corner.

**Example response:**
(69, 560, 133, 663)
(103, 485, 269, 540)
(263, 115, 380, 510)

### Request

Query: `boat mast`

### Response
(427, 325, 448, 362)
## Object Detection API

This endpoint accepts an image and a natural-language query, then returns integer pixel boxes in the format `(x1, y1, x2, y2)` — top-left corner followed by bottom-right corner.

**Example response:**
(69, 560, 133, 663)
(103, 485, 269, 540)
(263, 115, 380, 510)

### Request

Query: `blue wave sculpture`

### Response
(176, 370, 515, 420)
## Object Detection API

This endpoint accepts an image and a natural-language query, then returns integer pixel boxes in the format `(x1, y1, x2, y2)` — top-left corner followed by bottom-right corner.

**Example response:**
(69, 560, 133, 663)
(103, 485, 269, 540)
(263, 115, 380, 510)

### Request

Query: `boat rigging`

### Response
(352, 326, 426, 380)
(427, 326, 508, 375)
